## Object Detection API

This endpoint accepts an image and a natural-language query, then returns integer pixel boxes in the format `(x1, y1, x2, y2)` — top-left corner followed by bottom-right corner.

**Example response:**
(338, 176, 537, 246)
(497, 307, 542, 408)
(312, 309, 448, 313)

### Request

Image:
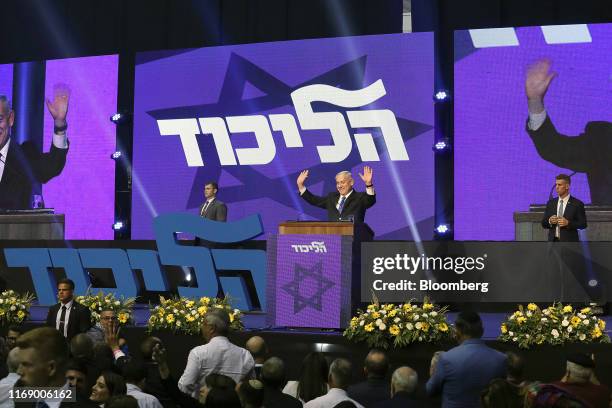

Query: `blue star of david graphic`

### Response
(281, 261, 334, 313)
(147, 53, 433, 236)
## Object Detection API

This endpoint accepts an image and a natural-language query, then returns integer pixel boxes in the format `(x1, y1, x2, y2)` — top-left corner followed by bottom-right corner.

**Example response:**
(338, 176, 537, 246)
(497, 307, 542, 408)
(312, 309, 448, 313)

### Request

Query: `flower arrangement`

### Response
(75, 291, 136, 326)
(147, 296, 243, 335)
(0, 290, 35, 326)
(343, 299, 452, 349)
(499, 303, 610, 349)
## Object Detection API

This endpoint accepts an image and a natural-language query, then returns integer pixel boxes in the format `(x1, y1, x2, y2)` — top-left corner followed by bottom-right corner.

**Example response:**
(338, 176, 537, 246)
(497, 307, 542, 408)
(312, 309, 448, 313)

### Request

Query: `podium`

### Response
(0, 213, 64, 239)
(514, 205, 612, 241)
(267, 221, 372, 329)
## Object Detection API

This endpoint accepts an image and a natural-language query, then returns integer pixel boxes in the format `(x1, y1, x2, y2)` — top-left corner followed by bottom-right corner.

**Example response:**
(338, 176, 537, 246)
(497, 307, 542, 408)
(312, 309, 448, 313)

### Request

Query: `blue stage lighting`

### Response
(434, 90, 450, 101)
(111, 151, 122, 160)
(112, 221, 124, 231)
(435, 224, 450, 234)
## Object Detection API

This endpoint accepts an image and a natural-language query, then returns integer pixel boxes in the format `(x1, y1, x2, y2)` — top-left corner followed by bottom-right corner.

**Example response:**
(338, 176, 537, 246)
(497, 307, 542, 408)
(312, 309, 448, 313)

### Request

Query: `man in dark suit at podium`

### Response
(542, 174, 587, 242)
(46, 278, 92, 341)
(296, 166, 376, 222)
(199, 181, 227, 222)
(0, 91, 70, 209)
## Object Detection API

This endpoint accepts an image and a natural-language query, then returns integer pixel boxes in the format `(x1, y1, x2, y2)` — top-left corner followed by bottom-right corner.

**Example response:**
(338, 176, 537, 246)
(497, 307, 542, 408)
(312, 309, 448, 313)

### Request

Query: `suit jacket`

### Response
(0, 138, 68, 209)
(372, 391, 425, 408)
(300, 189, 376, 223)
(263, 386, 302, 408)
(527, 115, 612, 205)
(198, 198, 227, 222)
(542, 196, 587, 242)
(347, 377, 390, 407)
(45, 300, 92, 341)
(426, 339, 507, 408)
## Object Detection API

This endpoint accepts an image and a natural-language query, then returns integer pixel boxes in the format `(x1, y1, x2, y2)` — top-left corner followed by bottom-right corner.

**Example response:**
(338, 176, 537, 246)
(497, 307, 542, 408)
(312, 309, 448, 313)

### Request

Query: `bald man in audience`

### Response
(245, 336, 268, 379)
(347, 349, 390, 407)
(374, 366, 421, 408)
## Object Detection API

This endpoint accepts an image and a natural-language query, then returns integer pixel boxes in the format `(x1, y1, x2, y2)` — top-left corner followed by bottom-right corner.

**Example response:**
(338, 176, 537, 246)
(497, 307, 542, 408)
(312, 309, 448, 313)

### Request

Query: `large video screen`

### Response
(454, 24, 612, 240)
(0, 55, 118, 239)
(132, 33, 435, 239)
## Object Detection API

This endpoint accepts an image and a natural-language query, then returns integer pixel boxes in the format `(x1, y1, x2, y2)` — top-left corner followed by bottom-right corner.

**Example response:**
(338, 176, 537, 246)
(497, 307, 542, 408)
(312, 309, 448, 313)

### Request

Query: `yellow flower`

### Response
(229, 313, 235, 323)
(501, 324, 507, 334)
(149, 316, 157, 323)
(402, 303, 413, 312)
(420, 322, 430, 332)
(580, 307, 591, 314)
(0, 310, 5, 316)
(592, 327, 602, 338)
(200, 297, 210, 305)
(598, 320, 606, 330)
(512, 311, 523, 318)
(563, 305, 573, 313)
(389, 325, 400, 336)
(388, 309, 398, 318)
(166, 314, 175, 323)
(350, 317, 358, 327)
(158, 308, 165, 315)
(571, 316, 581, 327)
(17, 311, 25, 319)
(186, 315, 195, 322)
(118, 313, 128, 324)
(517, 316, 526, 324)
(384, 304, 394, 311)
(371, 312, 381, 319)
(527, 303, 537, 311)
(423, 303, 434, 311)
(367, 304, 376, 312)
(438, 322, 449, 332)
(186, 300, 195, 308)
(364, 323, 374, 332)
(198, 306, 207, 315)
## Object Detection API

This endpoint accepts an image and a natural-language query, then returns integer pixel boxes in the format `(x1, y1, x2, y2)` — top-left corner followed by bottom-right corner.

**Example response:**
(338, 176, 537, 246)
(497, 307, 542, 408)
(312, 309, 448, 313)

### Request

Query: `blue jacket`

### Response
(426, 339, 507, 408)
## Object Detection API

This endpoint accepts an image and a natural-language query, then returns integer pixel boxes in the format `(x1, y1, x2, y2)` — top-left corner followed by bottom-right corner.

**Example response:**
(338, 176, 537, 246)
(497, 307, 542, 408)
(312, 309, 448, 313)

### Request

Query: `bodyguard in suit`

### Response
(297, 166, 376, 223)
(46, 278, 92, 341)
(0, 91, 69, 210)
(426, 311, 507, 408)
(199, 181, 227, 222)
(542, 174, 587, 242)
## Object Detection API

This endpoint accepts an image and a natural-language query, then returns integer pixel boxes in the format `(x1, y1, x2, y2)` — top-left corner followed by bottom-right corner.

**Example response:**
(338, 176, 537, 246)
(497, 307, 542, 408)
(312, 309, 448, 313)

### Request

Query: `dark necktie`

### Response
(58, 305, 67, 336)
(338, 196, 346, 213)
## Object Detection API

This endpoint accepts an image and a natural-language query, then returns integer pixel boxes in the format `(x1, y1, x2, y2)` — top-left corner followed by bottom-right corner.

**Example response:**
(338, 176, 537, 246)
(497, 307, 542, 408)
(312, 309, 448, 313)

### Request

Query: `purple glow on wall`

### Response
(43, 55, 118, 239)
(455, 24, 612, 240)
(0, 64, 13, 98)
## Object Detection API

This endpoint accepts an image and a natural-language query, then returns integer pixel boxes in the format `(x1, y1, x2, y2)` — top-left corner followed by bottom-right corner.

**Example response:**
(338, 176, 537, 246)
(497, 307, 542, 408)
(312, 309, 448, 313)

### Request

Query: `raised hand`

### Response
(45, 84, 70, 127)
(103, 320, 121, 351)
(359, 166, 373, 186)
(297, 170, 309, 189)
(152, 343, 170, 379)
(525, 59, 556, 113)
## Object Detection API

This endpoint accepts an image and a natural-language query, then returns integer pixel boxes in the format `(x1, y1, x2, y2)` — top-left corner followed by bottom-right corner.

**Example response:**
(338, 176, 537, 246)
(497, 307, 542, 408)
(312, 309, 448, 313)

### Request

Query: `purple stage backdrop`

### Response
(43, 55, 118, 239)
(0, 64, 12, 99)
(455, 24, 612, 240)
(132, 33, 434, 239)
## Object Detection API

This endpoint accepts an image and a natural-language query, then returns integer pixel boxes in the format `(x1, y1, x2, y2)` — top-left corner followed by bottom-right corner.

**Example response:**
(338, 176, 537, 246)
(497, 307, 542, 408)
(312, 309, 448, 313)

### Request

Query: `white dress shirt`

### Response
(0, 132, 68, 184)
(178, 336, 255, 397)
(303, 388, 364, 408)
(56, 299, 74, 338)
(556, 194, 570, 238)
(528, 110, 548, 131)
(336, 189, 353, 211)
(126, 383, 163, 408)
(0, 372, 19, 408)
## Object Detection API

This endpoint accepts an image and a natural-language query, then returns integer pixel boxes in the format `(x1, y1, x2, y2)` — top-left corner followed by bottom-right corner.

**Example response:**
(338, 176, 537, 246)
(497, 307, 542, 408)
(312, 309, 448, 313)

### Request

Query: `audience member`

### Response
(283, 352, 329, 403)
(5, 326, 23, 351)
(347, 349, 390, 407)
(65, 359, 93, 401)
(138, 336, 175, 408)
(122, 360, 163, 408)
(106, 395, 139, 408)
(178, 309, 254, 397)
(304, 358, 364, 408)
(260, 357, 301, 408)
(237, 379, 265, 408)
(426, 311, 507, 407)
(245, 336, 268, 379)
(374, 366, 421, 408)
(506, 351, 528, 387)
(0, 347, 20, 408)
(88, 308, 118, 345)
(525, 353, 611, 408)
(90, 371, 128, 407)
(45, 278, 92, 341)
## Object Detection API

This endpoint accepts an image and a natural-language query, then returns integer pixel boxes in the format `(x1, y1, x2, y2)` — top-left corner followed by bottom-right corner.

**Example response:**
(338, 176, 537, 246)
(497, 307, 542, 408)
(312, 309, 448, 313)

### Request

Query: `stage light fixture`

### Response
(112, 221, 124, 231)
(435, 224, 450, 234)
(110, 112, 132, 124)
(111, 151, 122, 160)
(588, 279, 599, 287)
(433, 139, 451, 152)
(434, 90, 450, 101)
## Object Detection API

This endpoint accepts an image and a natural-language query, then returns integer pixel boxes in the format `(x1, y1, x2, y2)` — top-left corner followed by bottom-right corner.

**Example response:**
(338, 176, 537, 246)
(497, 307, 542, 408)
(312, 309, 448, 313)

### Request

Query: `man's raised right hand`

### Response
(297, 170, 309, 189)
(525, 59, 556, 113)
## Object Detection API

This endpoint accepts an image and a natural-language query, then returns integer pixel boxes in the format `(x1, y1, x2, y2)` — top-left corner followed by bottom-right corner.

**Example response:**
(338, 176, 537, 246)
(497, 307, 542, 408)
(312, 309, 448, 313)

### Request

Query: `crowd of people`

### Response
(0, 280, 610, 407)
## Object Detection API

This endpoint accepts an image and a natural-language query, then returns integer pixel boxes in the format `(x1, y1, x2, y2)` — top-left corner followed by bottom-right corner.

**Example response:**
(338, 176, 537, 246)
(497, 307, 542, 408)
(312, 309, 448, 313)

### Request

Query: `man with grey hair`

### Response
(304, 358, 364, 408)
(0, 347, 20, 408)
(260, 357, 301, 408)
(0, 90, 70, 210)
(297, 166, 375, 223)
(178, 309, 254, 398)
(374, 366, 421, 407)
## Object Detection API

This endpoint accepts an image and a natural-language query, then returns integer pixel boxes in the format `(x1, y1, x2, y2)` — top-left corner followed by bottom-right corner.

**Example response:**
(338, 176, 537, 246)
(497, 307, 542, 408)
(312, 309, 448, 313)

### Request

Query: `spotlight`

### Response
(435, 224, 450, 234)
(111, 151, 122, 160)
(112, 221, 125, 231)
(433, 139, 451, 152)
(186, 274, 192, 282)
(110, 112, 132, 124)
(434, 90, 450, 101)
(588, 279, 599, 287)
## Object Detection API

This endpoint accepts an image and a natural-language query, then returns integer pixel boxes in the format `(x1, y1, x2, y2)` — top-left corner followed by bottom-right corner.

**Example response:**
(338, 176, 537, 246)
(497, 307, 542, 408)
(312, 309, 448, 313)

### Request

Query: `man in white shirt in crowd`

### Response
(178, 309, 254, 398)
(0, 347, 21, 408)
(304, 358, 364, 408)
(123, 360, 163, 408)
